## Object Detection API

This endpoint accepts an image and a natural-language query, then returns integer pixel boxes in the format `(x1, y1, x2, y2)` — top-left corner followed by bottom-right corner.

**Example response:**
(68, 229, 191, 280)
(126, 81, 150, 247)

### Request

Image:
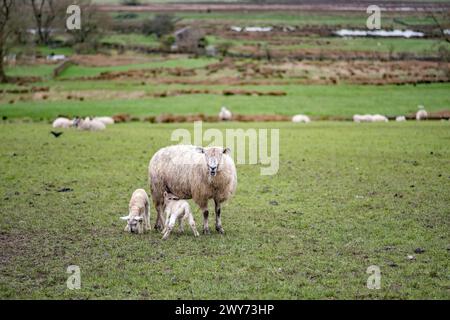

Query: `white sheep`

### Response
(74, 117, 106, 131)
(149, 145, 237, 234)
(94, 116, 115, 125)
(292, 114, 311, 123)
(219, 106, 232, 121)
(52, 117, 73, 128)
(161, 191, 199, 240)
(416, 106, 428, 121)
(396, 116, 406, 122)
(372, 114, 389, 122)
(120, 189, 150, 234)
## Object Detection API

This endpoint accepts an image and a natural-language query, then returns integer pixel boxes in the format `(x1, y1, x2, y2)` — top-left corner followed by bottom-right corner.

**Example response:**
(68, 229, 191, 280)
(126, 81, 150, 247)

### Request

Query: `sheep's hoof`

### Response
(203, 228, 211, 235)
(216, 226, 225, 234)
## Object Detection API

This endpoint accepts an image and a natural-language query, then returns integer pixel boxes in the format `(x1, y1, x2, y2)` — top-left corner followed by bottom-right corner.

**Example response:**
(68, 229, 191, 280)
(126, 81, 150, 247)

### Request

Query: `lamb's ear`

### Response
(120, 215, 129, 220)
(163, 191, 168, 198)
(223, 147, 231, 155)
(195, 146, 205, 154)
(135, 216, 143, 222)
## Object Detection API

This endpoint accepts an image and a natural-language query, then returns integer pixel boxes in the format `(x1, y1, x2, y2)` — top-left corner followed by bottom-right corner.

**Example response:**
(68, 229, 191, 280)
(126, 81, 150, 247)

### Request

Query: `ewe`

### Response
(149, 145, 237, 234)
(219, 106, 232, 121)
(52, 117, 73, 128)
(161, 191, 199, 240)
(292, 114, 311, 123)
(120, 189, 150, 234)
(416, 106, 428, 121)
(94, 116, 115, 125)
(74, 117, 106, 131)
(372, 114, 389, 122)
(396, 116, 406, 122)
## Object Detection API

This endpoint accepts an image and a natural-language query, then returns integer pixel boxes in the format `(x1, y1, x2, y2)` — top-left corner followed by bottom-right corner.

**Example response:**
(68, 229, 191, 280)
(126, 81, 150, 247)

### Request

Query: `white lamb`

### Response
(292, 114, 311, 123)
(396, 116, 406, 122)
(120, 189, 151, 234)
(52, 117, 73, 128)
(161, 191, 199, 240)
(416, 106, 428, 121)
(74, 117, 106, 131)
(94, 116, 115, 125)
(219, 106, 232, 121)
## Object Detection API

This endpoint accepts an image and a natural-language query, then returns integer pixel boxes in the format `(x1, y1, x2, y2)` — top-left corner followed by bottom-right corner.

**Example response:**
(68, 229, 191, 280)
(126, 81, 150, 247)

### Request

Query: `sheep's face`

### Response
(196, 147, 230, 177)
(73, 118, 81, 127)
(164, 191, 180, 202)
(121, 215, 144, 234)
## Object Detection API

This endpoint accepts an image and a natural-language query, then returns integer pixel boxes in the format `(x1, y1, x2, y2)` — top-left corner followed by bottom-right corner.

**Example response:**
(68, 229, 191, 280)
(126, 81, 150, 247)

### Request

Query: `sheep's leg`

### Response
(214, 199, 224, 234)
(186, 211, 199, 237)
(162, 214, 177, 240)
(154, 202, 164, 231)
(144, 203, 151, 231)
(201, 205, 210, 235)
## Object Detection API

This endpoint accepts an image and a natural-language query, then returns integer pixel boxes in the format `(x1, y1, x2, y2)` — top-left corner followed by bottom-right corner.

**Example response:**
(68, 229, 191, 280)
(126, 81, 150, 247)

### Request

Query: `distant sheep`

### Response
(74, 117, 106, 131)
(149, 145, 237, 234)
(372, 114, 389, 122)
(416, 106, 428, 121)
(52, 117, 73, 128)
(292, 114, 311, 123)
(120, 189, 150, 234)
(161, 191, 199, 240)
(353, 114, 388, 122)
(94, 116, 115, 125)
(219, 106, 232, 121)
(396, 116, 406, 122)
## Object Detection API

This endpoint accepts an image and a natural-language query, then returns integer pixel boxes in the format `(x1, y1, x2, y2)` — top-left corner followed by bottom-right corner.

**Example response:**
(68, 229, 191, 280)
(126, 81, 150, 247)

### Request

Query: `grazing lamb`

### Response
(371, 114, 389, 122)
(219, 106, 232, 121)
(416, 106, 428, 121)
(396, 116, 406, 122)
(52, 117, 73, 128)
(94, 116, 115, 125)
(161, 191, 199, 240)
(120, 189, 150, 234)
(149, 145, 237, 234)
(292, 114, 311, 123)
(74, 117, 106, 131)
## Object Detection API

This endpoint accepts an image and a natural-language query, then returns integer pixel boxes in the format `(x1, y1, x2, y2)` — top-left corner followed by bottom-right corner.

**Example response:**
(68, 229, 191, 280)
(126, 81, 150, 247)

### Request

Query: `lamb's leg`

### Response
(144, 203, 151, 231)
(186, 210, 199, 237)
(214, 199, 224, 234)
(178, 214, 184, 233)
(162, 214, 177, 240)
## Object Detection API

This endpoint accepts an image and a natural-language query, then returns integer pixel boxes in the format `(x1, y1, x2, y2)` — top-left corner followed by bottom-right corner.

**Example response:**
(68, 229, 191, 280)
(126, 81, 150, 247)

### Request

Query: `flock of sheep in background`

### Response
(52, 105, 432, 131)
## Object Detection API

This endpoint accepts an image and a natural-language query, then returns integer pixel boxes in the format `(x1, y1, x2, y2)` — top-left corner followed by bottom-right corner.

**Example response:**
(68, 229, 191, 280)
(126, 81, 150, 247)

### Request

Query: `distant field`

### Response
(1, 121, 449, 299)
(1, 83, 449, 120)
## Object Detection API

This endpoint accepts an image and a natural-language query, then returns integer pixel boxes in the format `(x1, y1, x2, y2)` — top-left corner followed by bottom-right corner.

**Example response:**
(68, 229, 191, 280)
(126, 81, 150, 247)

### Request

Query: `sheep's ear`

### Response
(195, 147, 205, 154)
(223, 147, 231, 155)
(120, 215, 129, 220)
(163, 191, 168, 198)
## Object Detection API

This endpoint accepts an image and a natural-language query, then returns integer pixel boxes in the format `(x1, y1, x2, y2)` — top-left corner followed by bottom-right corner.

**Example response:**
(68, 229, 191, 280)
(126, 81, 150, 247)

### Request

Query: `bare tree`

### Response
(67, 0, 110, 53)
(28, 0, 69, 44)
(0, 0, 15, 83)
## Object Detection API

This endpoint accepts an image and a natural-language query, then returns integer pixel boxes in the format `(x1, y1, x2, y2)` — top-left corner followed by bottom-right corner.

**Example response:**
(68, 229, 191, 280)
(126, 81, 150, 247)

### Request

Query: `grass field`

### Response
(0, 121, 449, 299)
(2, 83, 449, 120)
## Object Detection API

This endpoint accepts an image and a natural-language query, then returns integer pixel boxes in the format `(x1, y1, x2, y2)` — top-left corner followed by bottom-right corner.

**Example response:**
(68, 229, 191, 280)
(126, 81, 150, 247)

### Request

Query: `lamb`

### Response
(74, 117, 106, 131)
(94, 116, 115, 125)
(149, 145, 237, 234)
(120, 189, 150, 234)
(219, 106, 232, 121)
(52, 117, 73, 128)
(416, 106, 428, 121)
(292, 114, 311, 123)
(396, 116, 406, 122)
(161, 191, 199, 240)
